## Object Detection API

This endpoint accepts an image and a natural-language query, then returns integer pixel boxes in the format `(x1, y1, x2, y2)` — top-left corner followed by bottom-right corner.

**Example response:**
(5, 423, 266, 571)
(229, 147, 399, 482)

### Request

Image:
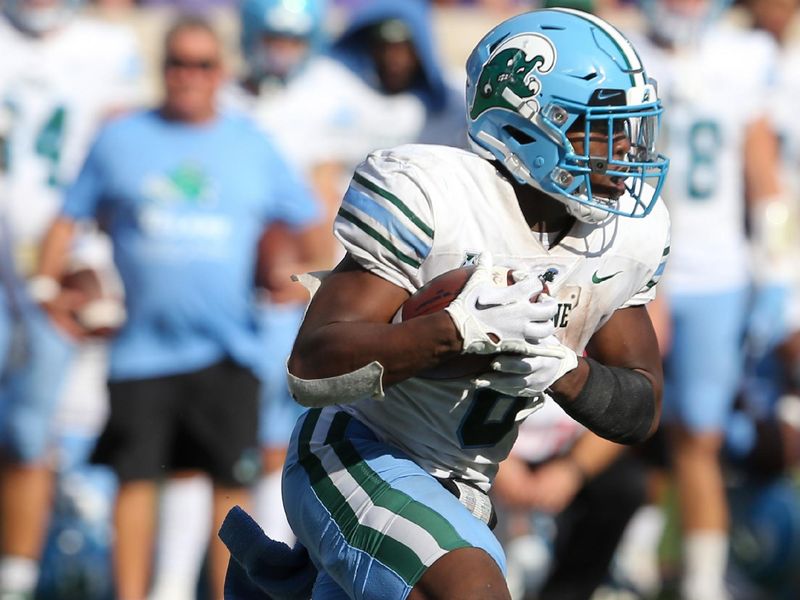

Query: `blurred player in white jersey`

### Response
(235, 0, 331, 547)
(493, 409, 647, 600)
(290, 0, 467, 216)
(626, 2, 784, 599)
(220, 8, 671, 599)
(0, 1, 140, 597)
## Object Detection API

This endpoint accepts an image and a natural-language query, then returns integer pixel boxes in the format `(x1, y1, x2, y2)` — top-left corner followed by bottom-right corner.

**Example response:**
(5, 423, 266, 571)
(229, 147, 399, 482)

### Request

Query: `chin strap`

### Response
(564, 197, 613, 225)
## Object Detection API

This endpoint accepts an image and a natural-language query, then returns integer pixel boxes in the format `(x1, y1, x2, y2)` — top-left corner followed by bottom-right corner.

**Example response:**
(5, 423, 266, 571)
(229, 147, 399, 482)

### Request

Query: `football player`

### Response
(220, 8, 671, 599)
(626, 2, 785, 598)
(0, 0, 141, 597)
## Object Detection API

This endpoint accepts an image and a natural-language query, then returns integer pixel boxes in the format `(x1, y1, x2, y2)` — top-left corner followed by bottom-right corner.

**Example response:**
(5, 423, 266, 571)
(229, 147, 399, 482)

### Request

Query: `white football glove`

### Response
(445, 253, 558, 355)
(473, 336, 579, 397)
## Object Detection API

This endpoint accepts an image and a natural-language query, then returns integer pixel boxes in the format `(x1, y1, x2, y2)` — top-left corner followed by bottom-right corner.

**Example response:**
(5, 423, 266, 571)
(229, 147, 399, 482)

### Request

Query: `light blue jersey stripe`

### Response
(342, 187, 432, 260)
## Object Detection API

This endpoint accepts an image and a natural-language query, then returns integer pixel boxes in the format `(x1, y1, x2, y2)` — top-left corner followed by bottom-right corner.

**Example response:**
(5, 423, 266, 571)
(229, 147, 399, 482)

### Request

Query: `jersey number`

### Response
(458, 388, 529, 448)
(34, 106, 67, 188)
(687, 119, 721, 201)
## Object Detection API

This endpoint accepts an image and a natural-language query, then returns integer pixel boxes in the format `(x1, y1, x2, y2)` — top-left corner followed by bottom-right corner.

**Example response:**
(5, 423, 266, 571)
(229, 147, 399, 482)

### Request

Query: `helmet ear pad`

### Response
(484, 114, 564, 189)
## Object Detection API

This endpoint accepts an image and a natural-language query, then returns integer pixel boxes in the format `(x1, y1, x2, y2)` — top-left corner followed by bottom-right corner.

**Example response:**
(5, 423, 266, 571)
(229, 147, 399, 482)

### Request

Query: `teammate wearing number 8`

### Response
(629, 2, 785, 598)
(221, 8, 671, 600)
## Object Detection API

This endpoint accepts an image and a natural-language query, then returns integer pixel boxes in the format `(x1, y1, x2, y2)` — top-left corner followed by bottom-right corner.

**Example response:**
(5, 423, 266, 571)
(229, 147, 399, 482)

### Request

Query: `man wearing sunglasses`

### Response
(33, 16, 322, 600)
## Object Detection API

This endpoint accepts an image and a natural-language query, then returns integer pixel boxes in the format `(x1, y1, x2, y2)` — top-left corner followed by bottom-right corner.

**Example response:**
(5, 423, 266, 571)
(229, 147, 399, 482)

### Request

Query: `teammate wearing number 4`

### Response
(221, 8, 671, 600)
(0, 1, 141, 597)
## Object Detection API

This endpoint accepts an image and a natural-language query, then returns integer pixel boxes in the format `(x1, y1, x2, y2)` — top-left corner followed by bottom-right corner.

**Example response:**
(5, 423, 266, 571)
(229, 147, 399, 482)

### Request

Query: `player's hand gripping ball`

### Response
(401, 257, 556, 379)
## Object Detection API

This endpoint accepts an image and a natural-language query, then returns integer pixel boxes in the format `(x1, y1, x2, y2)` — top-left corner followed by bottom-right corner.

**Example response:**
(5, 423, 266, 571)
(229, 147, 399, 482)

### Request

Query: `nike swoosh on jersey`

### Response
(591, 270, 623, 284)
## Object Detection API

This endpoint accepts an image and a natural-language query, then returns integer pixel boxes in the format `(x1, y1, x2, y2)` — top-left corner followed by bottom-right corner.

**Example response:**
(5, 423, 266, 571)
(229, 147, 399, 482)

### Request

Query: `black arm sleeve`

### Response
(552, 357, 657, 445)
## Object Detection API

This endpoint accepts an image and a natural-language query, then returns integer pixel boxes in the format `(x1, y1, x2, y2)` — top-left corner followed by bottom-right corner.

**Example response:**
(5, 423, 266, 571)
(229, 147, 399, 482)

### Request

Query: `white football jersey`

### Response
(333, 144, 670, 490)
(221, 74, 327, 174)
(630, 26, 777, 293)
(0, 15, 141, 276)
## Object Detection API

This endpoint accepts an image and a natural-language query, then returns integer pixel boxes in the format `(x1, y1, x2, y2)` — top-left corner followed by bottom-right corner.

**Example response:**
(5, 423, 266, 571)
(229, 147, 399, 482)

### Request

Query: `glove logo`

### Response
(591, 270, 622, 284)
(470, 33, 557, 121)
(474, 299, 505, 311)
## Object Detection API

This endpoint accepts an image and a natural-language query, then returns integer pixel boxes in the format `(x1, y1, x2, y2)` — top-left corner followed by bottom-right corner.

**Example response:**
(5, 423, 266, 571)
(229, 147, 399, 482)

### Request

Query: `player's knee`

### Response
(410, 547, 510, 600)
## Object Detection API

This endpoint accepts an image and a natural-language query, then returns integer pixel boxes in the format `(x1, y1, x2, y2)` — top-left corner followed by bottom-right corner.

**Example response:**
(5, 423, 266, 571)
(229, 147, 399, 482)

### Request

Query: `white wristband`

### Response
(286, 360, 386, 407)
(27, 275, 61, 303)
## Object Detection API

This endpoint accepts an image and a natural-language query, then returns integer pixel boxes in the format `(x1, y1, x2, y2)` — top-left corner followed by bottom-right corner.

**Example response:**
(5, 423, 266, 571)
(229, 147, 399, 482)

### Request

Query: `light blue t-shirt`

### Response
(63, 110, 320, 380)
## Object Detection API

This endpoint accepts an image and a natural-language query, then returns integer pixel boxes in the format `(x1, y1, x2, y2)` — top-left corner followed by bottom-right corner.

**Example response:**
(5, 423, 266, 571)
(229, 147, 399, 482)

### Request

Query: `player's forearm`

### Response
(549, 357, 660, 445)
(744, 117, 781, 203)
(36, 217, 76, 279)
(288, 310, 463, 386)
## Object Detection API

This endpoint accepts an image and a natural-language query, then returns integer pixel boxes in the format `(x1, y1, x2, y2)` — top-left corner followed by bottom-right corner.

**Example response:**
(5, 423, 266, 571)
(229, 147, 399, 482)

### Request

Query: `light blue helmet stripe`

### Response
(551, 7, 645, 87)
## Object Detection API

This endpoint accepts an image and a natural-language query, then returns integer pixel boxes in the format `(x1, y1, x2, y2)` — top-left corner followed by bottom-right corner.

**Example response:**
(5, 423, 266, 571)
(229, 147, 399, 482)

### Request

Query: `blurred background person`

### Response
(746, 0, 800, 280)
(622, 1, 786, 599)
(149, 3, 331, 597)
(302, 0, 467, 213)
(492, 402, 647, 600)
(0, 1, 141, 598)
(151, 3, 468, 592)
(746, 0, 800, 47)
(34, 15, 321, 600)
(718, 3, 800, 597)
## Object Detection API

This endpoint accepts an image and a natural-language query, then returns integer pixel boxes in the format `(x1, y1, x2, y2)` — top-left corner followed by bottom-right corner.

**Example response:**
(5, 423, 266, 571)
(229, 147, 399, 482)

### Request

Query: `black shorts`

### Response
(91, 360, 261, 487)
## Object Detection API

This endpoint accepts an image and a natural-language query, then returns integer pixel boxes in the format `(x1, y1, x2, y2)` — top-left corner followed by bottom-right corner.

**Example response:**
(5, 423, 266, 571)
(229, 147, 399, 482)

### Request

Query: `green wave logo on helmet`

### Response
(470, 33, 557, 121)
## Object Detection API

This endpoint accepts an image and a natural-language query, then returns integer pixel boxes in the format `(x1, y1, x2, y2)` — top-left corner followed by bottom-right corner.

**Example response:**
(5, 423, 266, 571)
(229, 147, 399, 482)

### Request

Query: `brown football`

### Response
(401, 266, 518, 380)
